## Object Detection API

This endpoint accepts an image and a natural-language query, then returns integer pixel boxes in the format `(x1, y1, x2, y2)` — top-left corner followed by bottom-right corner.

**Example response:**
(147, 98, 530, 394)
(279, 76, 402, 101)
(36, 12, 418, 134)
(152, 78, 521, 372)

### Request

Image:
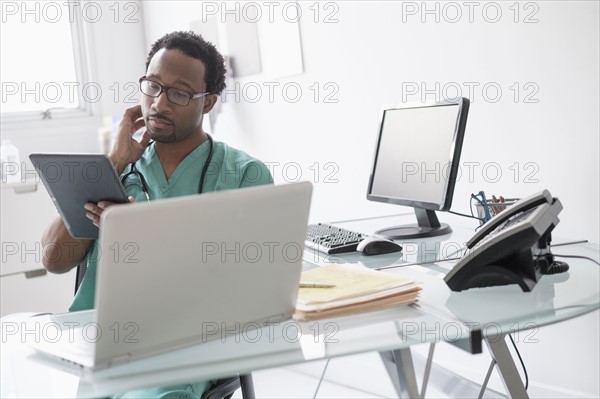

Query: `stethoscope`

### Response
(120, 133, 215, 201)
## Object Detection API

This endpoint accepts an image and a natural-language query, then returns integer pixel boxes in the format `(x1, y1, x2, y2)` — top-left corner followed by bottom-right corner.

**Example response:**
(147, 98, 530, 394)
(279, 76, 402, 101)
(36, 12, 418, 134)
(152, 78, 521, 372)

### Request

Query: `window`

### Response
(1, 1, 90, 119)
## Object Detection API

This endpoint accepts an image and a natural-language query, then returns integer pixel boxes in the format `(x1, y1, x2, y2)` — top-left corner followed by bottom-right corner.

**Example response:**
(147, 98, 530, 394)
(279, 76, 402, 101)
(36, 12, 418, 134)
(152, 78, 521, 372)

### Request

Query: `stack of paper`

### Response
(294, 264, 421, 321)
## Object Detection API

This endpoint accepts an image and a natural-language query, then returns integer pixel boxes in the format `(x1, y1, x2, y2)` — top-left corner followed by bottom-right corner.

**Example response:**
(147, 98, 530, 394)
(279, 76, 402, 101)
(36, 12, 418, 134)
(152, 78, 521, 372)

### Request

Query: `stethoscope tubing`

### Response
(121, 133, 215, 200)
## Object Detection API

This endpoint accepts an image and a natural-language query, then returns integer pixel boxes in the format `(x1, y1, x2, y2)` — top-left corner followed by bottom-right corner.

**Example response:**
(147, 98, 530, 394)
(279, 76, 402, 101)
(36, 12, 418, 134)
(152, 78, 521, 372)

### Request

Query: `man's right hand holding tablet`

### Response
(41, 106, 148, 273)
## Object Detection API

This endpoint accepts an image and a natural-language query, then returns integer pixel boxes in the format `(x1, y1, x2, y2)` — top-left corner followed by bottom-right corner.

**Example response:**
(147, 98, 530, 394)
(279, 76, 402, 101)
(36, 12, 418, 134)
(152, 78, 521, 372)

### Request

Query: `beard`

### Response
(146, 127, 177, 143)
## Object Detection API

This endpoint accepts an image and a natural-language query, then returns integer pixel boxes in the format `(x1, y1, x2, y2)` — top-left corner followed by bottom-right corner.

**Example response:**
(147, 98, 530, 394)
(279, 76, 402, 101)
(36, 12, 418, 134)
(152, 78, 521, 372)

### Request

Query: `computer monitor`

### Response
(366, 98, 470, 239)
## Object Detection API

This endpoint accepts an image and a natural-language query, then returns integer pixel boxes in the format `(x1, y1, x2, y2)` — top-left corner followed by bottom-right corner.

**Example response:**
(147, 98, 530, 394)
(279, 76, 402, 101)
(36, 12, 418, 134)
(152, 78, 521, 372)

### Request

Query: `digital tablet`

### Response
(29, 153, 129, 239)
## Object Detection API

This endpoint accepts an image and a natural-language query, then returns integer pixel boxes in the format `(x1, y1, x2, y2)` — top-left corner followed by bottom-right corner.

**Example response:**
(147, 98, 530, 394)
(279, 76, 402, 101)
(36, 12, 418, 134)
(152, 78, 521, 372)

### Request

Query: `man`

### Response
(41, 31, 273, 398)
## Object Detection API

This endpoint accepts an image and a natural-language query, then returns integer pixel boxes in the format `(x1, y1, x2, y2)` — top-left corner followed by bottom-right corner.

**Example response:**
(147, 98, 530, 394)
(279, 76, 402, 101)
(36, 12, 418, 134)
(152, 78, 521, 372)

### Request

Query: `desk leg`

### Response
(240, 374, 255, 399)
(379, 349, 420, 398)
(485, 335, 529, 399)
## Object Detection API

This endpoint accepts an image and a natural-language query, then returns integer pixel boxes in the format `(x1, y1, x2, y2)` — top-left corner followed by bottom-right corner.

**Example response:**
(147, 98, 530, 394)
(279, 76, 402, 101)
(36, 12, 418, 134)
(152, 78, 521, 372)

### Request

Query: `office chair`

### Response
(73, 262, 256, 399)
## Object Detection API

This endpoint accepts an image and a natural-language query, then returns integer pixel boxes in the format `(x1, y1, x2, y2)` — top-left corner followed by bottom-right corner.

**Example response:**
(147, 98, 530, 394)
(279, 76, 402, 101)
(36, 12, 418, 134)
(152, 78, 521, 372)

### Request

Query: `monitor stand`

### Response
(375, 208, 452, 239)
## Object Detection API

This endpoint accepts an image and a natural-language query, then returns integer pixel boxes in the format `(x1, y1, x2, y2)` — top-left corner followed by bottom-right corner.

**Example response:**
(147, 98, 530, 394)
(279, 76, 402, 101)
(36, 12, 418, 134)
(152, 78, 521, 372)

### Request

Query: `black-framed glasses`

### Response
(139, 77, 208, 106)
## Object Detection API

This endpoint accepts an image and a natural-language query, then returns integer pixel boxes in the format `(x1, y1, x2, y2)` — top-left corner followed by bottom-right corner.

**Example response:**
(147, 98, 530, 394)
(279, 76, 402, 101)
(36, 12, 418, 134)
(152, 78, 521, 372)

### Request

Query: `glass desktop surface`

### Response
(2, 307, 469, 398)
(327, 213, 600, 333)
(2, 214, 598, 398)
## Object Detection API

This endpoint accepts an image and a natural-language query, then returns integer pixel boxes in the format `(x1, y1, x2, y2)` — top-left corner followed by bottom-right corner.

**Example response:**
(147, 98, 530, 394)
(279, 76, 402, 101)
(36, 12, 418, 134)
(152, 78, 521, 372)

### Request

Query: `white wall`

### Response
(140, 1, 599, 396)
(142, 1, 599, 244)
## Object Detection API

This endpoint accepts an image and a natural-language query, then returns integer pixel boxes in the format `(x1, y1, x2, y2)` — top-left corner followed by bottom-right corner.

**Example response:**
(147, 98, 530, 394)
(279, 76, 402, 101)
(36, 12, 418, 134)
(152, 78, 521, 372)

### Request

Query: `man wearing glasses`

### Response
(41, 31, 273, 398)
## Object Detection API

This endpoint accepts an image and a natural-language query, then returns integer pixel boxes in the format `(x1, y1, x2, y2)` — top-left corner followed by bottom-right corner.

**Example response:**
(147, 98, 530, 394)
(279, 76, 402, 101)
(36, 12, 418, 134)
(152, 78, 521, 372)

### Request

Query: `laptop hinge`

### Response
(109, 353, 132, 367)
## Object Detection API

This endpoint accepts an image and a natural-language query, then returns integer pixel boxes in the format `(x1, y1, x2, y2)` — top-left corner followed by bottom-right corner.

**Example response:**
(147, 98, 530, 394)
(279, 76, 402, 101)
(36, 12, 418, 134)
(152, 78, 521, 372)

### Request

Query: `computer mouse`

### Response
(356, 236, 403, 255)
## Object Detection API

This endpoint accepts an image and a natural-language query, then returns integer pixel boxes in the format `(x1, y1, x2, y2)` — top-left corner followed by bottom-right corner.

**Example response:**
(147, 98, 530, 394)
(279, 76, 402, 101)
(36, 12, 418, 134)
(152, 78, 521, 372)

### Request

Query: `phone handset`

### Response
(445, 189, 567, 292)
(466, 189, 554, 249)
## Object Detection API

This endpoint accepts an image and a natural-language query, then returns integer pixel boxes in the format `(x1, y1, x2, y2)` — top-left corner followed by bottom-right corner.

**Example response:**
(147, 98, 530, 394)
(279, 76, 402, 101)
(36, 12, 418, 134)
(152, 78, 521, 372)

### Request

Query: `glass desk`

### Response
(2, 214, 598, 398)
(309, 213, 599, 397)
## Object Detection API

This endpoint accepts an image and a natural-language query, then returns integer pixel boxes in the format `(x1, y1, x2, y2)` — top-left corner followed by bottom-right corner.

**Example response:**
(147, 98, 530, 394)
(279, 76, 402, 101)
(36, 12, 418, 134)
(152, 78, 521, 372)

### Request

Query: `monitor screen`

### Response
(366, 98, 470, 239)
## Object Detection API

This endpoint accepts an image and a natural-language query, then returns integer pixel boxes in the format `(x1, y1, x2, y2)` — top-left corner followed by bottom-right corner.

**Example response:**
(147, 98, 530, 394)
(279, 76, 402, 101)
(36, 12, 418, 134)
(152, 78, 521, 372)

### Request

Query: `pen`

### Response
(491, 195, 500, 215)
(299, 282, 336, 288)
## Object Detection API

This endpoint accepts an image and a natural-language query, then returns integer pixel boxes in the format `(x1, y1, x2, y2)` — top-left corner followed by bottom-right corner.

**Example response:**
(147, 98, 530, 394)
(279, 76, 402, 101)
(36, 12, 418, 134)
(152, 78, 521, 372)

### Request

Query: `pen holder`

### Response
(475, 198, 519, 225)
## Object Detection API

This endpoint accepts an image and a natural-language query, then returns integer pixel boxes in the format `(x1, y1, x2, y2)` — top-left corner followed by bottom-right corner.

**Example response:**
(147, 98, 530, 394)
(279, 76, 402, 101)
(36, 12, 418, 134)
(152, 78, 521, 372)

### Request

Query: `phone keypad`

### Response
(473, 207, 538, 251)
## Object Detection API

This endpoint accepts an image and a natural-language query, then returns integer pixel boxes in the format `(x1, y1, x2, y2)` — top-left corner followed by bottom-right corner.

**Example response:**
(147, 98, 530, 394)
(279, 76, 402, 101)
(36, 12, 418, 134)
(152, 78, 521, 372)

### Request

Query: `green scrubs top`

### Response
(69, 139, 272, 399)
(71, 139, 273, 311)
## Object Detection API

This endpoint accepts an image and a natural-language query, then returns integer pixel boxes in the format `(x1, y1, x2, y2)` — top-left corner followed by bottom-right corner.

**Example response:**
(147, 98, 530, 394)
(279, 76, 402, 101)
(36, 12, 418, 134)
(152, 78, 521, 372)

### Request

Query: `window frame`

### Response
(1, 1, 94, 124)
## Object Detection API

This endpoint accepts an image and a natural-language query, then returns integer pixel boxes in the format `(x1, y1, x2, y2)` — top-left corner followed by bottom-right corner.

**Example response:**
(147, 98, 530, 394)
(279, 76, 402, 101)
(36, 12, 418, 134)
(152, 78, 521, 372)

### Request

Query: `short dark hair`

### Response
(145, 31, 226, 95)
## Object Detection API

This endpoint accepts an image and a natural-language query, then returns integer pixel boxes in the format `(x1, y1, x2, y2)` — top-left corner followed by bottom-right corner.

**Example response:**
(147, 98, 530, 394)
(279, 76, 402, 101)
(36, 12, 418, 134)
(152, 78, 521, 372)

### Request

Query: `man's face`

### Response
(141, 48, 214, 143)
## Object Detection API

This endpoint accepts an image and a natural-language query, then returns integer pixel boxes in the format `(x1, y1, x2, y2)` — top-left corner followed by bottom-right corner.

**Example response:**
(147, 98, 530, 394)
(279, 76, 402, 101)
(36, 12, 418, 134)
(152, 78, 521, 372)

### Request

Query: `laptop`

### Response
(29, 181, 313, 370)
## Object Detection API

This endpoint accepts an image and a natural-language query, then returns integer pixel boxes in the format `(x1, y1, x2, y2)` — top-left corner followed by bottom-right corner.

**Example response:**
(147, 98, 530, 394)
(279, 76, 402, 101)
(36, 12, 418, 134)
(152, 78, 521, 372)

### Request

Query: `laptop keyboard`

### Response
(305, 223, 368, 254)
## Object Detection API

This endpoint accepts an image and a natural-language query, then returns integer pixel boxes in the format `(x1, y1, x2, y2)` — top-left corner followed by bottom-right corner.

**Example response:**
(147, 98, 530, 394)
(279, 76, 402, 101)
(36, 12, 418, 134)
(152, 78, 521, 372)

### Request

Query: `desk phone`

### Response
(445, 190, 568, 292)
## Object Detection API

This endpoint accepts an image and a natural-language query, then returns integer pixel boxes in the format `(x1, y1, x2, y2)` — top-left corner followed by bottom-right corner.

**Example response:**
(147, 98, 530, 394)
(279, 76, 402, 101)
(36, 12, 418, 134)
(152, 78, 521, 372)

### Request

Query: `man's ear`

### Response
(202, 94, 218, 114)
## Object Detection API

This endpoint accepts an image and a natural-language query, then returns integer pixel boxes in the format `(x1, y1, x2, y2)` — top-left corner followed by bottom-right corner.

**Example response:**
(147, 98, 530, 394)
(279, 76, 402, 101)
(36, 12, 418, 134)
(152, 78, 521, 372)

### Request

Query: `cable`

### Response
(508, 334, 529, 390)
(552, 254, 600, 266)
(374, 244, 598, 273)
(470, 192, 491, 222)
(375, 256, 462, 271)
(448, 210, 485, 221)
(551, 240, 588, 247)
(448, 194, 487, 222)
(469, 195, 479, 219)
(312, 358, 330, 399)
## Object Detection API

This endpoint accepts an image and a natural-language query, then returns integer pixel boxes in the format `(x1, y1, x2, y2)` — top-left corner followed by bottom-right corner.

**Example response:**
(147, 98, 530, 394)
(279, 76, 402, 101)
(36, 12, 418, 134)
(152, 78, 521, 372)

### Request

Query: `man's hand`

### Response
(109, 105, 151, 174)
(84, 197, 136, 228)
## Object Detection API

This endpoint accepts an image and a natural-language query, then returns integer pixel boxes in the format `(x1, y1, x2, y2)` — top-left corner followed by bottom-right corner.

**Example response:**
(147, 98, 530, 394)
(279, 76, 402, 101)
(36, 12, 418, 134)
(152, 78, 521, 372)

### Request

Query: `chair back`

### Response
(74, 261, 88, 295)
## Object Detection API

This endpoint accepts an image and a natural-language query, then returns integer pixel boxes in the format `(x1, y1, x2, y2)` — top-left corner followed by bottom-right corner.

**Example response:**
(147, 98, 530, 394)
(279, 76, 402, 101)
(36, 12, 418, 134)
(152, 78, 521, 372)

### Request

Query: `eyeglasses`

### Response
(139, 77, 208, 106)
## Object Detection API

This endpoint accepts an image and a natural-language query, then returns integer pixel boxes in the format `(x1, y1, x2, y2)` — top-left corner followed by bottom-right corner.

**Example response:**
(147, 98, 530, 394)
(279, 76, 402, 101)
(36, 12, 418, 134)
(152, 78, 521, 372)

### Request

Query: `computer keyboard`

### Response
(305, 223, 369, 254)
